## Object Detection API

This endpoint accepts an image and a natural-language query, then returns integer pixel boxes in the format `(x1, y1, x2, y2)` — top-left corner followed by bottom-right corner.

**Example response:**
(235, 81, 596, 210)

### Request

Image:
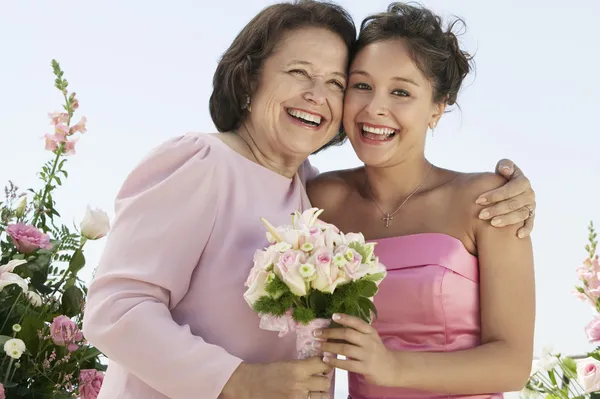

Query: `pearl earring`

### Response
(241, 95, 251, 110)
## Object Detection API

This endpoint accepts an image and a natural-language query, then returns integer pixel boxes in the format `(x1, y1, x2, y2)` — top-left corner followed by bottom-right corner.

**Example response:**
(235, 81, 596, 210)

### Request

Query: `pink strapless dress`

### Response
(348, 233, 503, 399)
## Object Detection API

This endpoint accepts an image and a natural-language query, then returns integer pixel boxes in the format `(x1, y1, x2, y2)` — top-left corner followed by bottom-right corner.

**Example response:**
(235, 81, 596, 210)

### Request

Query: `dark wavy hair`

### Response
(355, 2, 474, 105)
(209, 0, 356, 151)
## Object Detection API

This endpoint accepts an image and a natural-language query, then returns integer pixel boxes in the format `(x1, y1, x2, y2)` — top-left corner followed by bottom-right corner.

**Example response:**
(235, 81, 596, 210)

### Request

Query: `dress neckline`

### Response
(368, 232, 476, 259)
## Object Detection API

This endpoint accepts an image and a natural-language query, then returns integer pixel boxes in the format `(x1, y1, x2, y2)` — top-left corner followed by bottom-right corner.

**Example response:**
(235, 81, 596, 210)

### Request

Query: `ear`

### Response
(429, 101, 447, 129)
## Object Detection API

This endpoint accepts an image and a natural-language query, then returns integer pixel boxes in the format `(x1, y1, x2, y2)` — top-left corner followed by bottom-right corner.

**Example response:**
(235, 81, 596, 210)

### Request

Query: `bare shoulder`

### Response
(455, 172, 506, 202)
(307, 168, 361, 210)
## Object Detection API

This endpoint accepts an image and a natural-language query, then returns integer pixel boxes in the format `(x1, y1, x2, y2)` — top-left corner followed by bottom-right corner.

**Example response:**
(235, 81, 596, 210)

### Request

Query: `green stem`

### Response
(3, 357, 13, 385)
(31, 148, 62, 228)
(50, 242, 84, 297)
(0, 291, 22, 333)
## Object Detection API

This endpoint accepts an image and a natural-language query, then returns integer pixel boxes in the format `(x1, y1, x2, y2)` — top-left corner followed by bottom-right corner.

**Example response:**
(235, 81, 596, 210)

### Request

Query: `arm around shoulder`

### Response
(472, 172, 536, 387)
(82, 134, 242, 398)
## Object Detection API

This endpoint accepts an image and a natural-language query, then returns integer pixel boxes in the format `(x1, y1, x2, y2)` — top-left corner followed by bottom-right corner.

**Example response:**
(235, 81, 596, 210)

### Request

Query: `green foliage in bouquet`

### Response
(253, 274, 381, 325)
(0, 60, 108, 398)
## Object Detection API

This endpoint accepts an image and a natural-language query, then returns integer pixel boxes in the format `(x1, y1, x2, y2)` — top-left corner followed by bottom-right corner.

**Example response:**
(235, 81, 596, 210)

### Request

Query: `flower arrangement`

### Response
(522, 221, 600, 399)
(243, 208, 387, 359)
(0, 60, 108, 398)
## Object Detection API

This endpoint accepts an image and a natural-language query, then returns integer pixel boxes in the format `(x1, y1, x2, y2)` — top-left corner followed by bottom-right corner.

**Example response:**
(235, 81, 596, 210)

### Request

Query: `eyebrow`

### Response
(287, 60, 347, 80)
(350, 70, 420, 87)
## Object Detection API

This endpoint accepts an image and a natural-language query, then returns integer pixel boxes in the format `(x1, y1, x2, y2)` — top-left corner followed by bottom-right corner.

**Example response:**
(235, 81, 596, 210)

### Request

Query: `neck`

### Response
(364, 154, 434, 210)
(237, 123, 306, 179)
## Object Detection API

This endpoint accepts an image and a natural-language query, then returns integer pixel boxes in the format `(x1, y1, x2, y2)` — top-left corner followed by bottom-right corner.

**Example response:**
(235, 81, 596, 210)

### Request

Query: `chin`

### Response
(346, 133, 393, 166)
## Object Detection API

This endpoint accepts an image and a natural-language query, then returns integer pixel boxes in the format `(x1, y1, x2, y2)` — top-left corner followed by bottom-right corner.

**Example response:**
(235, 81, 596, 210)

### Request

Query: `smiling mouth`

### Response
(360, 124, 397, 140)
(286, 108, 323, 127)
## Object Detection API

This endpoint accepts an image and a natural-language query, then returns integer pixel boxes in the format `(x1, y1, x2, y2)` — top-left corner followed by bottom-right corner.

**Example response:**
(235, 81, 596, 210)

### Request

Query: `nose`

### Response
(302, 79, 327, 106)
(365, 92, 389, 117)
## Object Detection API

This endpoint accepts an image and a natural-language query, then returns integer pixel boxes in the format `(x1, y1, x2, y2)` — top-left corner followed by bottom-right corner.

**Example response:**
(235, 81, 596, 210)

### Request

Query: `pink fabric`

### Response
(348, 233, 503, 399)
(82, 133, 318, 399)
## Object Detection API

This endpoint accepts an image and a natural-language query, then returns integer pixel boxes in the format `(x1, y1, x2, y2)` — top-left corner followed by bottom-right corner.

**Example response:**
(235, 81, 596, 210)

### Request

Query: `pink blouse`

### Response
(82, 133, 318, 398)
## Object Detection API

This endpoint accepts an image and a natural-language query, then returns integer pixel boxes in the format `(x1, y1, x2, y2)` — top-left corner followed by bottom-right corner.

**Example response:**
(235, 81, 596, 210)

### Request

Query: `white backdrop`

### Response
(1, 0, 599, 397)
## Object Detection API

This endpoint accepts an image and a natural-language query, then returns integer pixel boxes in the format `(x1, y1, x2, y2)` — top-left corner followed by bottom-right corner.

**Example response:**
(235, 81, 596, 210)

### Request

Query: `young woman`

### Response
(309, 3, 535, 398)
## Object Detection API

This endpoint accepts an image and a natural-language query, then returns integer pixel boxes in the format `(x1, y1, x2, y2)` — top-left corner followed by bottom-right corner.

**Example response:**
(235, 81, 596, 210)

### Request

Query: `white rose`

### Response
(15, 195, 27, 217)
(577, 357, 600, 393)
(80, 205, 110, 240)
(25, 290, 42, 307)
(243, 270, 271, 307)
(4, 338, 26, 359)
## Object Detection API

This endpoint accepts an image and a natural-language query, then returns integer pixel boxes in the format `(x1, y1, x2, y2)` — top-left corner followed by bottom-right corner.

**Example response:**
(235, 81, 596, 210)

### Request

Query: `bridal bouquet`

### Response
(522, 221, 600, 399)
(0, 60, 108, 398)
(243, 208, 387, 359)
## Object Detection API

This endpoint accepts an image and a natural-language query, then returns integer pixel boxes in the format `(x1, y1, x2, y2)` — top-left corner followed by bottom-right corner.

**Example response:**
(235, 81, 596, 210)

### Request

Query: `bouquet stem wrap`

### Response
(295, 318, 331, 360)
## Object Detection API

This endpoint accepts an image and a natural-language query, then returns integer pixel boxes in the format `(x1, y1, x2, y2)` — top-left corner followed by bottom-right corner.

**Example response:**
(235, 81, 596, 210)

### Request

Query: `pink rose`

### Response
(50, 315, 83, 352)
(311, 248, 343, 293)
(79, 369, 104, 399)
(7, 223, 52, 254)
(578, 357, 600, 393)
(0, 382, 5, 399)
(275, 250, 307, 296)
(586, 317, 600, 343)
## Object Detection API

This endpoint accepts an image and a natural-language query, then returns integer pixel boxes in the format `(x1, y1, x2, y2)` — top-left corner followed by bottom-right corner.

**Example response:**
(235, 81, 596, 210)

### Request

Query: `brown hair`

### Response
(209, 0, 356, 149)
(355, 2, 473, 105)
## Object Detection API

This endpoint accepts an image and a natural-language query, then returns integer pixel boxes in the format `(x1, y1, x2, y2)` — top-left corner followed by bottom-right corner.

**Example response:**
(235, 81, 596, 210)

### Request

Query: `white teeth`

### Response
(287, 109, 322, 124)
(362, 125, 395, 135)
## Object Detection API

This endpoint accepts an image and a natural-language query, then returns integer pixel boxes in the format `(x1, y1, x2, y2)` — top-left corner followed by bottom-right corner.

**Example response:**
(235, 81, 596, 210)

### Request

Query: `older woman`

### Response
(82, 1, 536, 399)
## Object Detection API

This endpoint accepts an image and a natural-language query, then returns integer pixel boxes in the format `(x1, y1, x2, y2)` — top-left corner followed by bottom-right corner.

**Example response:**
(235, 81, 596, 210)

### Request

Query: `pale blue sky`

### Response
(1, 1, 598, 397)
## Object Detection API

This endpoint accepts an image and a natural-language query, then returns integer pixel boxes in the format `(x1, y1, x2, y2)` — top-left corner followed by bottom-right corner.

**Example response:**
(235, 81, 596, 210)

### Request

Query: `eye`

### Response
(353, 83, 371, 90)
(289, 69, 310, 78)
(392, 89, 410, 97)
(329, 80, 346, 90)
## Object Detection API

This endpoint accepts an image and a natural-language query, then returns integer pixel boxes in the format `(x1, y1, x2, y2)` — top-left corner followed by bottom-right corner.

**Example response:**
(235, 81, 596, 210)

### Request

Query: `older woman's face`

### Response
(248, 27, 348, 158)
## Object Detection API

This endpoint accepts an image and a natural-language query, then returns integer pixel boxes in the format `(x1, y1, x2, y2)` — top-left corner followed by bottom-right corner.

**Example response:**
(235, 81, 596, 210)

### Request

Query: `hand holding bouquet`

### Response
(243, 208, 387, 359)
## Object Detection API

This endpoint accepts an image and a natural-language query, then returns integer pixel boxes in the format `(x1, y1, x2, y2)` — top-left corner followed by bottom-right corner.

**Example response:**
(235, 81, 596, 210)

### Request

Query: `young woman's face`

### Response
(343, 38, 444, 167)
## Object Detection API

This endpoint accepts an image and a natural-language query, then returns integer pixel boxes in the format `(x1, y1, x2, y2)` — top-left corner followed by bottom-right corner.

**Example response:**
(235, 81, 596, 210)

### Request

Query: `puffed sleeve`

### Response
(82, 134, 242, 398)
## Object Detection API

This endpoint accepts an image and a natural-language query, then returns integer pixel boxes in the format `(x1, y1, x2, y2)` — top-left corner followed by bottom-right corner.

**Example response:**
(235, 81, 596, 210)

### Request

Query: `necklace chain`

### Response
(366, 164, 434, 228)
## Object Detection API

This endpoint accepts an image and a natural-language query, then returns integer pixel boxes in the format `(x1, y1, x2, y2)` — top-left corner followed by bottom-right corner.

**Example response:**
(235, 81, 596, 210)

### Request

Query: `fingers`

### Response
(306, 375, 331, 393)
(478, 191, 535, 222)
(319, 341, 363, 360)
(495, 158, 515, 177)
(517, 214, 534, 238)
(298, 356, 333, 375)
(323, 356, 362, 374)
(319, 326, 363, 345)
(476, 176, 531, 205)
(306, 392, 330, 399)
(330, 313, 374, 334)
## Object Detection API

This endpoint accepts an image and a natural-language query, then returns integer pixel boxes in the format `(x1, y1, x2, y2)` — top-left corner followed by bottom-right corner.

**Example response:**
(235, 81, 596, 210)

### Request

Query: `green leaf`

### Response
(79, 346, 103, 362)
(68, 249, 85, 275)
(62, 286, 84, 317)
(357, 280, 378, 297)
(364, 272, 386, 282)
(20, 315, 45, 354)
(0, 334, 12, 347)
(357, 296, 378, 321)
(308, 289, 330, 318)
